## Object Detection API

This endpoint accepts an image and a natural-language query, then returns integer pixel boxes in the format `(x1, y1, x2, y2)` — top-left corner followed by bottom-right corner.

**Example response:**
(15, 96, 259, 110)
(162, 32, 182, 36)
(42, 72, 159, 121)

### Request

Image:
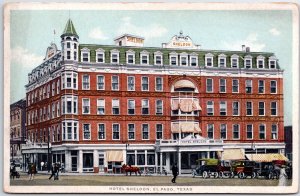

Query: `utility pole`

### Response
(47, 128, 51, 172)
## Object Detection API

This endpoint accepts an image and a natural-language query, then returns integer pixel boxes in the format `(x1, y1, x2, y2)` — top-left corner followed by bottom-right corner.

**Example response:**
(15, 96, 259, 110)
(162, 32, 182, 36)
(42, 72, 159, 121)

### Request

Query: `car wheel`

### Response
(238, 172, 245, 179)
(219, 172, 224, 178)
(214, 172, 219, 178)
(251, 172, 256, 179)
(203, 171, 208, 179)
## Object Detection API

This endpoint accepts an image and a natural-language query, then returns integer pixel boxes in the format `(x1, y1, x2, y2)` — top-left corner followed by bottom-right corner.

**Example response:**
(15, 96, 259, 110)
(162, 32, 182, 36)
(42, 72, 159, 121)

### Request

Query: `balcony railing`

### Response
(22, 143, 50, 150)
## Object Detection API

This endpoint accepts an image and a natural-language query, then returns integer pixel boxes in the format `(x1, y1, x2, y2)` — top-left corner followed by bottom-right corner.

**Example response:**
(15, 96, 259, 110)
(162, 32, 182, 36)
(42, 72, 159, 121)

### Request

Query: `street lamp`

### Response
(125, 143, 130, 165)
(10, 131, 14, 162)
(47, 128, 51, 172)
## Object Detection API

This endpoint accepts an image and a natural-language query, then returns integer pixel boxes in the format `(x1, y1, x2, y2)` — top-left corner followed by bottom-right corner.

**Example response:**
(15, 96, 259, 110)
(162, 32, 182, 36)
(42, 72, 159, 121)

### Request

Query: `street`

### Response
(10, 172, 292, 186)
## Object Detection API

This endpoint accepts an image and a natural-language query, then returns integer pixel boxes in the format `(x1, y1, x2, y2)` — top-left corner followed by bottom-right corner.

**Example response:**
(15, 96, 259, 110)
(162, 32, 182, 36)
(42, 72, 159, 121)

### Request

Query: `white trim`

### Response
(126, 49, 135, 64)
(81, 48, 90, 63)
(141, 76, 149, 91)
(205, 53, 214, 67)
(246, 124, 253, 140)
(207, 124, 214, 139)
(112, 123, 120, 141)
(140, 50, 150, 65)
(244, 55, 252, 69)
(127, 76, 135, 91)
(154, 52, 163, 66)
(110, 49, 120, 64)
(155, 76, 163, 91)
(97, 75, 105, 90)
(97, 123, 106, 140)
(258, 101, 265, 116)
(219, 78, 226, 93)
(220, 124, 227, 140)
(111, 75, 119, 91)
(82, 123, 91, 140)
(232, 79, 239, 93)
(270, 80, 277, 94)
(128, 123, 135, 140)
(256, 55, 265, 69)
(218, 54, 227, 68)
(96, 48, 105, 63)
(206, 78, 213, 93)
(169, 52, 178, 66)
(246, 101, 253, 116)
(82, 98, 90, 115)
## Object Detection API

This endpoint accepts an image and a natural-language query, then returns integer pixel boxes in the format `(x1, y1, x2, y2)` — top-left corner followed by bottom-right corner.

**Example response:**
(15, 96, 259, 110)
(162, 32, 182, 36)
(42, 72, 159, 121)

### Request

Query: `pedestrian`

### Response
(54, 163, 59, 180)
(49, 163, 56, 180)
(278, 165, 288, 186)
(40, 161, 44, 171)
(171, 163, 179, 183)
(28, 163, 36, 180)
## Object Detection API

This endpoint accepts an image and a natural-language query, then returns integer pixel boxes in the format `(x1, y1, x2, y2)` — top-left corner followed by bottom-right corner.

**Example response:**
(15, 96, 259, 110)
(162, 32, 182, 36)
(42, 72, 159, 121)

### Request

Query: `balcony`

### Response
(155, 138, 223, 147)
(22, 142, 50, 150)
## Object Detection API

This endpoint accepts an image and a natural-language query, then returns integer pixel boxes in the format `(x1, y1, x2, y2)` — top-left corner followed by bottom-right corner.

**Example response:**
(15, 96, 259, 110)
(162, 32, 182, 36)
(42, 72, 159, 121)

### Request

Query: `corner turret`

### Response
(61, 19, 79, 61)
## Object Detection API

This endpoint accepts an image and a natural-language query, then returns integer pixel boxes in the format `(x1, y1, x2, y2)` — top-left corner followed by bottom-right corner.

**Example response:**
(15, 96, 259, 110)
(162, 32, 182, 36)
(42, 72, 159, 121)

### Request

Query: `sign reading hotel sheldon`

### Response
(162, 31, 200, 49)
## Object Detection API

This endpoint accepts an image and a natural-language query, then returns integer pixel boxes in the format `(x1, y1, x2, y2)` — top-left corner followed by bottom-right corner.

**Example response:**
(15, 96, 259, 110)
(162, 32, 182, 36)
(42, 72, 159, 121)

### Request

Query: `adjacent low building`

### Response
(23, 19, 285, 174)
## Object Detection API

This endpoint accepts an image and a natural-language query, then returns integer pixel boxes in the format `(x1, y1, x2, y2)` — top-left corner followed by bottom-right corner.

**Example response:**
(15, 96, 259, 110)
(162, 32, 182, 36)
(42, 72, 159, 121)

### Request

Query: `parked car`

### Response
(254, 162, 279, 179)
(231, 160, 256, 179)
(192, 159, 220, 179)
(218, 160, 234, 178)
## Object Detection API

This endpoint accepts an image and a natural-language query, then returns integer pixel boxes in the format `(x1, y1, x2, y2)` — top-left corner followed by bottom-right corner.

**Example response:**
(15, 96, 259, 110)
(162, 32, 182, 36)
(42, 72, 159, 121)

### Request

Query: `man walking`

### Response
(171, 163, 179, 183)
(49, 163, 57, 180)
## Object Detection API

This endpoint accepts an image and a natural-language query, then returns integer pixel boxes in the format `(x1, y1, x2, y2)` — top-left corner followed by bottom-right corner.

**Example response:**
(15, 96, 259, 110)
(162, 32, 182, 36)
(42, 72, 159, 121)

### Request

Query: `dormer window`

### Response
(154, 51, 163, 66)
(244, 55, 252, 69)
(169, 52, 178, 66)
(110, 49, 120, 64)
(231, 54, 239, 68)
(257, 55, 265, 69)
(126, 50, 135, 64)
(189, 53, 198, 66)
(269, 56, 277, 69)
(140, 51, 149, 65)
(180, 52, 188, 66)
(205, 53, 214, 67)
(96, 48, 105, 63)
(81, 48, 90, 62)
(218, 54, 226, 68)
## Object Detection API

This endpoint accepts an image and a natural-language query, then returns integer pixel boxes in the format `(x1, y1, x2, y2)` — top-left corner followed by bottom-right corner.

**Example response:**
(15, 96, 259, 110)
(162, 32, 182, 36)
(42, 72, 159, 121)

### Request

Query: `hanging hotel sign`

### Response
(162, 31, 200, 49)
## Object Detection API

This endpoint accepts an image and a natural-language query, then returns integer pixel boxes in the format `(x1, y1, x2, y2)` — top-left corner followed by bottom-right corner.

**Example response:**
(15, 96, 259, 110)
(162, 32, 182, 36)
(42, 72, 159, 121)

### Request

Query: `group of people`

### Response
(26, 162, 61, 181)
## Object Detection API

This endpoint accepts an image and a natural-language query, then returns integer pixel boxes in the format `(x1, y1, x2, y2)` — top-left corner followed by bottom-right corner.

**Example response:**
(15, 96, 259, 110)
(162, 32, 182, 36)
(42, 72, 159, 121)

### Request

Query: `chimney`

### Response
(246, 47, 250, 52)
(242, 45, 246, 52)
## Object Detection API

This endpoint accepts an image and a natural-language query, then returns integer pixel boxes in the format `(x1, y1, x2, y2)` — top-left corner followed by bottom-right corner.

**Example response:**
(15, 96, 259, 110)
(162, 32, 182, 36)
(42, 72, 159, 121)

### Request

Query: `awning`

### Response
(192, 99, 202, 111)
(179, 99, 193, 112)
(245, 153, 288, 162)
(171, 99, 179, 110)
(171, 122, 202, 133)
(222, 149, 245, 160)
(174, 80, 195, 89)
(106, 151, 123, 162)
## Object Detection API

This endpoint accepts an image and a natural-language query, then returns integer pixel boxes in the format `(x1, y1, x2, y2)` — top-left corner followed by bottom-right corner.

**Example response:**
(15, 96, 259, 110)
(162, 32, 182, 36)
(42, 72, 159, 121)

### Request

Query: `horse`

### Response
(121, 164, 141, 176)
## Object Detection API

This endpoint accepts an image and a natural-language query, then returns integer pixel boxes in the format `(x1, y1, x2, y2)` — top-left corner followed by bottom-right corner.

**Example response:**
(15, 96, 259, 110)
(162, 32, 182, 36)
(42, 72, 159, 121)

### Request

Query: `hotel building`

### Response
(23, 19, 285, 174)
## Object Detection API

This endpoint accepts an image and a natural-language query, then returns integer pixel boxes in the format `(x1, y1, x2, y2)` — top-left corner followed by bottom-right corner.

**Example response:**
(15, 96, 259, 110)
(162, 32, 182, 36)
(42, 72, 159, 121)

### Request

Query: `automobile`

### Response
(231, 160, 256, 179)
(254, 162, 278, 179)
(192, 159, 220, 179)
(218, 160, 234, 178)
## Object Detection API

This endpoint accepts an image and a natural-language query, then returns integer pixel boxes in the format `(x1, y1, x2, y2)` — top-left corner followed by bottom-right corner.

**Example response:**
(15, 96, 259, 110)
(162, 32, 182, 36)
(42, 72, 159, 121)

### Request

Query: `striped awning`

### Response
(222, 149, 245, 160)
(171, 99, 202, 112)
(245, 153, 288, 162)
(171, 122, 202, 133)
(174, 80, 195, 89)
(106, 151, 123, 162)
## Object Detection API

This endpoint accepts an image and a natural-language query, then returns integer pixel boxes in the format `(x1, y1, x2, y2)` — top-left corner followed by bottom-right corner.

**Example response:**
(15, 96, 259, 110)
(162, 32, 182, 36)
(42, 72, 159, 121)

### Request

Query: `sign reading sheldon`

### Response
(162, 31, 200, 49)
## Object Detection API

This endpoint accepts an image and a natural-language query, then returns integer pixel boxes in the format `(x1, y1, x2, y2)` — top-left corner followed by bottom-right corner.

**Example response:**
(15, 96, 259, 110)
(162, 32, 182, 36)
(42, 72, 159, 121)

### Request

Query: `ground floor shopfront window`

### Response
(83, 153, 93, 172)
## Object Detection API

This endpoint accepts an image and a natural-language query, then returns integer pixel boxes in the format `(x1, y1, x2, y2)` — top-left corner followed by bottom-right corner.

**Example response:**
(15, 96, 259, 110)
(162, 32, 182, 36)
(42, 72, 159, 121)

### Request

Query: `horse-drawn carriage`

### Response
(121, 164, 141, 176)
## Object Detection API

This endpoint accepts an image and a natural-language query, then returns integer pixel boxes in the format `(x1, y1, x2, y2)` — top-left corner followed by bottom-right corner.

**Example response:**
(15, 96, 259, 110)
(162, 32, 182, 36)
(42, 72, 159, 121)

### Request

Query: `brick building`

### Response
(10, 99, 26, 166)
(23, 19, 285, 174)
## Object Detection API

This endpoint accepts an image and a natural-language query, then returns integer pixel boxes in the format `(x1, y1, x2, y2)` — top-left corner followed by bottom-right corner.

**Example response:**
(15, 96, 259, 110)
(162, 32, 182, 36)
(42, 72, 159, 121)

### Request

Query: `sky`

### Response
(9, 9, 293, 125)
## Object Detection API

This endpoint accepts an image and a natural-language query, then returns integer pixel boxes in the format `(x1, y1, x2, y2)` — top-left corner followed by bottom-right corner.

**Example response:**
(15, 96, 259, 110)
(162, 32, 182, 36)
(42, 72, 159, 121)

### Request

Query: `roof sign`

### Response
(162, 31, 200, 49)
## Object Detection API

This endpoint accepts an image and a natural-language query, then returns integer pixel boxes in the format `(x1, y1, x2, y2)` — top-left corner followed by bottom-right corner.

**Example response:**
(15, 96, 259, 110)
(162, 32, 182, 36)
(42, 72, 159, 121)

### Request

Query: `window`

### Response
(141, 54, 149, 65)
(270, 81, 277, 93)
(96, 53, 104, 63)
(233, 124, 240, 139)
(218, 55, 226, 67)
(52, 82, 55, 96)
(67, 51, 71, 60)
(271, 124, 278, 139)
(57, 102, 60, 117)
(206, 78, 213, 92)
(142, 99, 149, 115)
(98, 124, 105, 140)
(259, 102, 265, 116)
(67, 42, 70, 48)
(246, 102, 252, 116)
(61, 96, 78, 114)
(137, 151, 145, 165)
(57, 80, 60, 94)
(258, 80, 265, 93)
(207, 101, 214, 116)
(111, 50, 119, 64)
(232, 101, 239, 116)
(62, 121, 78, 141)
(220, 101, 227, 116)
(246, 124, 253, 139)
(97, 99, 105, 115)
(112, 99, 120, 115)
(170, 56, 177, 66)
(220, 124, 227, 139)
(271, 102, 277, 116)
(219, 79, 226, 93)
(83, 124, 91, 140)
(97, 75, 105, 90)
(82, 98, 90, 114)
(269, 59, 276, 69)
(82, 75, 90, 90)
(231, 55, 239, 68)
(128, 124, 135, 140)
(47, 84, 50, 98)
(259, 124, 266, 139)
(154, 52, 163, 65)
(62, 72, 78, 89)
(141, 76, 149, 91)
(142, 124, 149, 140)
(244, 57, 252, 68)
(205, 54, 213, 67)
(207, 124, 214, 139)
(190, 56, 198, 66)
(155, 77, 163, 91)
(232, 79, 239, 93)
(245, 80, 252, 93)
(111, 76, 119, 90)
(127, 76, 135, 91)
(112, 124, 120, 140)
(52, 104, 55, 118)
(128, 100, 135, 115)
(180, 54, 188, 66)
(82, 52, 89, 62)
(74, 51, 77, 61)
(156, 124, 163, 139)
(257, 59, 264, 68)
(126, 52, 135, 64)
(156, 100, 163, 115)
